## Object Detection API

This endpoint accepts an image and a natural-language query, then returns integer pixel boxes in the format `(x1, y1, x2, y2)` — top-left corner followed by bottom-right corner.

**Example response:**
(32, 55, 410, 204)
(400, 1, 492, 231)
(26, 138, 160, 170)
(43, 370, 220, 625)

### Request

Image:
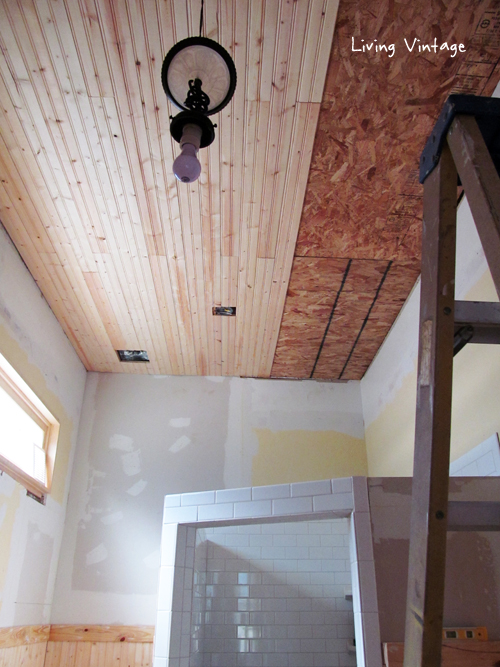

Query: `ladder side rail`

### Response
(403, 144, 457, 667)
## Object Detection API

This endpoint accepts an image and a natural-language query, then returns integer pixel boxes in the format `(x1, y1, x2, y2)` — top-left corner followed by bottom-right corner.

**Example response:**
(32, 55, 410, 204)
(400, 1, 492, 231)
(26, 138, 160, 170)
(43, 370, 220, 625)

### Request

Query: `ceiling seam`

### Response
(309, 258, 352, 379)
(338, 260, 393, 380)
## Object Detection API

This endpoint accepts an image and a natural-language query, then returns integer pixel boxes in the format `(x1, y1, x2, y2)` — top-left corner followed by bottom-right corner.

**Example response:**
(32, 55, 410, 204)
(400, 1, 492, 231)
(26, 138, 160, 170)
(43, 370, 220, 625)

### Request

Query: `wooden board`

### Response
(384, 641, 500, 667)
(48, 625, 154, 643)
(44, 640, 153, 667)
(0, 643, 47, 667)
(0, 625, 49, 649)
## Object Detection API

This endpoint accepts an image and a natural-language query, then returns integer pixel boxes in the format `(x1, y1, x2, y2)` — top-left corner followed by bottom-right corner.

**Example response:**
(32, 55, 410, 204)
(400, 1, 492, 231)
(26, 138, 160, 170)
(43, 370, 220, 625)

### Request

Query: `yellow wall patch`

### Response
(252, 429, 368, 486)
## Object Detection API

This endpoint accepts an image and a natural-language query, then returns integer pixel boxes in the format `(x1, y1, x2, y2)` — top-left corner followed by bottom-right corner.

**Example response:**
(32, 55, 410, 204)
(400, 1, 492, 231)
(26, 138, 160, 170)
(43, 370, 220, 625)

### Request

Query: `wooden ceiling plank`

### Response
(237, 225, 259, 377)
(17, 0, 106, 271)
(250, 258, 275, 378)
(259, 102, 321, 376)
(0, 142, 114, 371)
(93, 253, 141, 352)
(64, 0, 114, 98)
(0, 1, 97, 273)
(245, 0, 264, 104)
(297, 0, 339, 103)
(96, 6, 187, 373)
(258, 0, 280, 104)
(221, 255, 231, 376)
(235, 100, 271, 375)
(89, 96, 168, 371)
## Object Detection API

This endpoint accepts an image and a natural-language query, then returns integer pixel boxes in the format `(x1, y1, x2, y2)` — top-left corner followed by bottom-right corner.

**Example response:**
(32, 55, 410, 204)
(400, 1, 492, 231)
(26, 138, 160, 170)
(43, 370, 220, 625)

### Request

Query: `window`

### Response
(0, 352, 59, 498)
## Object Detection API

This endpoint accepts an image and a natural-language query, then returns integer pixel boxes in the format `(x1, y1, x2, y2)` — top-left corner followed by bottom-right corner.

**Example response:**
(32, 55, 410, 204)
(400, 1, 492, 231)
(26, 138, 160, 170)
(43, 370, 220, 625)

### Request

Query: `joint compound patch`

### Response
(169, 435, 191, 453)
(109, 434, 134, 451)
(127, 479, 148, 496)
(169, 417, 191, 428)
(121, 449, 141, 476)
(100, 511, 124, 525)
(86, 543, 108, 566)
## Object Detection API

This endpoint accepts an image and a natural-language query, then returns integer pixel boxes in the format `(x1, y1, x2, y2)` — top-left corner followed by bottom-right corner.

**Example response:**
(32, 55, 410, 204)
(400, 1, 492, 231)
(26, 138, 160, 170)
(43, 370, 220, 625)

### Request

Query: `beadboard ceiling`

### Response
(0, 0, 499, 379)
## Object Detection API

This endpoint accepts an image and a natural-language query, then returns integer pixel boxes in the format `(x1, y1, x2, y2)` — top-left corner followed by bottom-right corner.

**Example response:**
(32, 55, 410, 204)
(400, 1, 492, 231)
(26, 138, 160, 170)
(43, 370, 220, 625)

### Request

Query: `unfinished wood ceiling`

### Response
(0, 0, 499, 379)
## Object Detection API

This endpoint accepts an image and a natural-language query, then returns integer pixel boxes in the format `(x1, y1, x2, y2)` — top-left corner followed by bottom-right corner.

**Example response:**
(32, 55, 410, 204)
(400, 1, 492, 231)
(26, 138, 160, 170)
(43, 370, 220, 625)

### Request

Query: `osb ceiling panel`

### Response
(272, 0, 500, 381)
(0, 0, 339, 376)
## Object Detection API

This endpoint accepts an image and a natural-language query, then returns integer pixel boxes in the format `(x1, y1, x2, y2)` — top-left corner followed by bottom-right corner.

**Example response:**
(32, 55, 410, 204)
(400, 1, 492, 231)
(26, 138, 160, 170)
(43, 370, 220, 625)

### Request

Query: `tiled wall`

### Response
(191, 520, 356, 667)
(154, 478, 382, 667)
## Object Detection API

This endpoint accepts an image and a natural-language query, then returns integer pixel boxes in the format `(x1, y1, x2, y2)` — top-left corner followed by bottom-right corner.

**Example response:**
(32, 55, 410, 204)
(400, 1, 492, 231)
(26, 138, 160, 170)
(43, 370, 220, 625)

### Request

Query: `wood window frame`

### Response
(0, 353, 59, 498)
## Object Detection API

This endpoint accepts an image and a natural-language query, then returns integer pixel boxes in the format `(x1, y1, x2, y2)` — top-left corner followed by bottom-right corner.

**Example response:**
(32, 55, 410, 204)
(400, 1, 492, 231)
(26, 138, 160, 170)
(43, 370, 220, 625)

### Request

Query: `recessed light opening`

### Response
(213, 306, 236, 316)
(116, 350, 150, 362)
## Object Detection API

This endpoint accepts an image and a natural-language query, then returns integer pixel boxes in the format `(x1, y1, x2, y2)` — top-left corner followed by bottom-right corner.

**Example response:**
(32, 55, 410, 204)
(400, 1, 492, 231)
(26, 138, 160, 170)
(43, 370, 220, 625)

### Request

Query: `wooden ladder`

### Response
(403, 95, 500, 667)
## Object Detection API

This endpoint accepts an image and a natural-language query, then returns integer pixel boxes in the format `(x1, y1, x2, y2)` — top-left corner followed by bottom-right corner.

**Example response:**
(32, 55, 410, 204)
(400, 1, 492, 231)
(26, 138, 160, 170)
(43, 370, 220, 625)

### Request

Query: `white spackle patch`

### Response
(169, 435, 191, 453)
(0, 504, 7, 530)
(143, 549, 160, 569)
(206, 376, 225, 383)
(121, 450, 141, 476)
(86, 543, 108, 566)
(109, 434, 134, 451)
(100, 511, 124, 525)
(169, 417, 191, 428)
(127, 479, 148, 496)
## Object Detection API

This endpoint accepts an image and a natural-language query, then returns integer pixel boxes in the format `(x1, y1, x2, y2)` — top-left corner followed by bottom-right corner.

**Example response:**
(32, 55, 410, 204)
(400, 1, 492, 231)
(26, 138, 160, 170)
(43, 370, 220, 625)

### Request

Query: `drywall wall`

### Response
(0, 224, 87, 626)
(361, 188, 500, 476)
(368, 477, 500, 641)
(51, 373, 365, 625)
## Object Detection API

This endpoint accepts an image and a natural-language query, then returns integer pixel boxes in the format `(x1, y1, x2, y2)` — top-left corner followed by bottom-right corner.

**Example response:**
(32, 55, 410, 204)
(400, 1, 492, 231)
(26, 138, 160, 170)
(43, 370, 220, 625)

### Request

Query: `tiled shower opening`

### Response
(154, 478, 382, 667)
(191, 519, 356, 667)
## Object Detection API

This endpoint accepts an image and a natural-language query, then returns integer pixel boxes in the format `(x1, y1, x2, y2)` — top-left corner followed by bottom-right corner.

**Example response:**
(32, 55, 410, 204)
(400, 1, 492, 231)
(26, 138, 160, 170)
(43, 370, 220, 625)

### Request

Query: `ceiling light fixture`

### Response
(162, 0, 237, 183)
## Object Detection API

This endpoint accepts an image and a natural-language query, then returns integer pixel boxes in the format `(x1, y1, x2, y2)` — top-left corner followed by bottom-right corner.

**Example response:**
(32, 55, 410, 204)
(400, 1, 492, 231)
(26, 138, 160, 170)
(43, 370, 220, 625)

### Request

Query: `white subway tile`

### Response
(350, 512, 374, 563)
(261, 546, 286, 559)
(301, 638, 326, 653)
(313, 493, 353, 513)
(262, 523, 285, 534)
(224, 534, 250, 547)
(234, 500, 272, 518)
(161, 524, 178, 566)
(263, 652, 289, 665)
(286, 598, 312, 611)
(273, 559, 297, 572)
(360, 611, 382, 667)
(157, 566, 175, 611)
(332, 478, 353, 494)
(252, 484, 291, 500)
(154, 611, 171, 657)
(262, 625, 287, 639)
(297, 534, 321, 547)
(273, 496, 313, 516)
(291, 479, 332, 497)
(249, 611, 275, 625)
(284, 522, 309, 534)
(309, 521, 332, 534)
(290, 653, 314, 667)
(250, 534, 274, 547)
(249, 639, 275, 653)
(180, 490, 215, 506)
(262, 598, 287, 612)
(274, 611, 300, 625)
(309, 546, 334, 560)
(313, 654, 338, 667)
(238, 653, 263, 667)
(284, 544, 309, 560)
(276, 639, 301, 653)
(299, 611, 325, 625)
(198, 503, 234, 521)
(274, 584, 299, 598)
(153, 658, 167, 667)
(356, 559, 378, 613)
(287, 624, 312, 639)
(164, 494, 181, 508)
(216, 487, 252, 503)
(273, 534, 297, 547)
(163, 506, 198, 524)
(238, 598, 262, 611)
(352, 477, 369, 512)
(320, 534, 345, 547)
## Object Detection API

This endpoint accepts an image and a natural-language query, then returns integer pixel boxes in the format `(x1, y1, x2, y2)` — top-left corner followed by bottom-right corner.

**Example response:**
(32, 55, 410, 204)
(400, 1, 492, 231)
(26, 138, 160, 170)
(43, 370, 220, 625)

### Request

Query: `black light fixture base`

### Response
(170, 110, 215, 149)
